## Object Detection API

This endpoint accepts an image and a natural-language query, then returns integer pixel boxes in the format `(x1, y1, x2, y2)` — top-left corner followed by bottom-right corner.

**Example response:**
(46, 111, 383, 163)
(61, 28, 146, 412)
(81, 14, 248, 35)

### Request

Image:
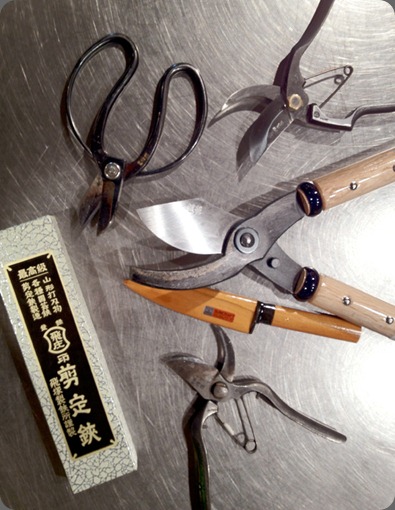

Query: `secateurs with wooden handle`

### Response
(132, 147, 395, 339)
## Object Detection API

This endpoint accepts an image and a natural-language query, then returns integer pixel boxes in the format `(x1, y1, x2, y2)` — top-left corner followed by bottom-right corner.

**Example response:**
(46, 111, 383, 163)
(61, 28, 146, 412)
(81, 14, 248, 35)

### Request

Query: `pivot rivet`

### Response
(104, 162, 121, 180)
(212, 382, 229, 399)
(234, 228, 259, 254)
(343, 296, 352, 306)
(287, 94, 304, 111)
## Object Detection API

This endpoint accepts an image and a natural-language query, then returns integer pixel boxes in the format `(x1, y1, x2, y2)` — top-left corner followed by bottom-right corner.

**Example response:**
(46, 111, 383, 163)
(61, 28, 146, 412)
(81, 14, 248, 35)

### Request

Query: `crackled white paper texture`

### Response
(0, 216, 137, 493)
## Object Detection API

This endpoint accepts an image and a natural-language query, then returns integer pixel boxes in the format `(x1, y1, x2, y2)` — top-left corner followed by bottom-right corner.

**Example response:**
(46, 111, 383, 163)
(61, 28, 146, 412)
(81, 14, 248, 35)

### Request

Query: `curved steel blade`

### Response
(79, 174, 103, 227)
(132, 192, 304, 290)
(212, 326, 235, 381)
(97, 178, 123, 233)
(209, 85, 280, 125)
(138, 198, 239, 255)
(164, 354, 219, 400)
(246, 96, 293, 165)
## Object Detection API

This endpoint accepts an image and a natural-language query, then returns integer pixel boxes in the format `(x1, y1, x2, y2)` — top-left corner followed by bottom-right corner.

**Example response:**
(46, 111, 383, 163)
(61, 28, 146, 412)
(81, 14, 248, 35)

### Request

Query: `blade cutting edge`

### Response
(137, 198, 239, 255)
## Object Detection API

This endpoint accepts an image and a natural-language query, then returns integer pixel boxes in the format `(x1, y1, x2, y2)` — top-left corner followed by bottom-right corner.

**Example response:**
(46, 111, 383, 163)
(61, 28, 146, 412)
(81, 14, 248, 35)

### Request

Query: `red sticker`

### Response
(204, 306, 235, 323)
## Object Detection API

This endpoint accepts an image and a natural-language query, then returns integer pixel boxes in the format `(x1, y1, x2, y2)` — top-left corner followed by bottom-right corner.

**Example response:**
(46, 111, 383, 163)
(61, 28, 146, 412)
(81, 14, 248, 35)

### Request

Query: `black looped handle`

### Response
(66, 33, 139, 159)
(66, 33, 207, 180)
(125, 62, 208, 178)
(274, 0, 336, 101)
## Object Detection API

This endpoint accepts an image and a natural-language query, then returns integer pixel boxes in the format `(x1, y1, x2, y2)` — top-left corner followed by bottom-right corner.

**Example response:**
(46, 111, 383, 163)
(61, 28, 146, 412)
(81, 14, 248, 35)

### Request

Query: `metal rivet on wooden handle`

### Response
(307, 275, 395, 339)
(312, 148, 395, 210)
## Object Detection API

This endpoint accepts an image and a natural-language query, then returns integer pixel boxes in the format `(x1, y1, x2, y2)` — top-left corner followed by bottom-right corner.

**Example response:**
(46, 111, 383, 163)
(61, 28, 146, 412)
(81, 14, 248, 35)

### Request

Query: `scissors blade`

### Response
(79, 174, 104, 227)
(244, 97, 294, 166)
(164, 354, 220, 401)
(209, 85, 281, 125)
(97, 177, 124, 233)
(132, 192, 304, 290)
(137, 198, 239, 255)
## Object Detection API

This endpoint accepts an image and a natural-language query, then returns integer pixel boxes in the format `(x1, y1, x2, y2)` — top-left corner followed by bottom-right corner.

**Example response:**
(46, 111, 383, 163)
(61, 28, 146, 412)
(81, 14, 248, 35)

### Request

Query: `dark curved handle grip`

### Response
(129, 63, 208, 178)
(274, 0, 336, 100)
(310, 103, 395, 131)
(66, 33, 139, 158)
(250, 381, 346, 443)
(183, 400, 215, 510)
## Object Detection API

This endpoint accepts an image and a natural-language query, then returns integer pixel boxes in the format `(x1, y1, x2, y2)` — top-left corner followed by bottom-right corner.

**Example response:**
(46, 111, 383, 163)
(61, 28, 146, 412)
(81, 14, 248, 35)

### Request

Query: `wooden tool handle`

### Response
(270, 305, 360, 342)
(313, 147, 395, 210)
(124, 280, 361, 342)
(304, 275, 395, 339)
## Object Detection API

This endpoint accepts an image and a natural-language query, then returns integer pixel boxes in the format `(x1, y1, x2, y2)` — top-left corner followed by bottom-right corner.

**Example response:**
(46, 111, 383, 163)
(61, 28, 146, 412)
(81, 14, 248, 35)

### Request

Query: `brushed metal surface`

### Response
(1, 0, 395, 509)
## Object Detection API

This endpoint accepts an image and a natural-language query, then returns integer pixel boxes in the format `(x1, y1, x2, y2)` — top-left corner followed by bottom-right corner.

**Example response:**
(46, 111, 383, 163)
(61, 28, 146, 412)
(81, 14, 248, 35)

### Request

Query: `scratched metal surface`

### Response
(1, 0, 395, 509)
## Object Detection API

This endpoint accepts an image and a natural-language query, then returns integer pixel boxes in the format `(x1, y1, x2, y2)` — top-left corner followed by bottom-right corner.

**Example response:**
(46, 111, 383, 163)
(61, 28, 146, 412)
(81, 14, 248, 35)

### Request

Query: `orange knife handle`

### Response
(124, 280, 360, 342)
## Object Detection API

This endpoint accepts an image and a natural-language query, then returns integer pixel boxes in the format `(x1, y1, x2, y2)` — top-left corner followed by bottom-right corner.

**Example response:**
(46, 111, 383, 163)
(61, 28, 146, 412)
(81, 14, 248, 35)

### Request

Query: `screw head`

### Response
(240, 232, 255, 248)
(386, 316, 394, 325)
(104, 162, 122, 180)
(343, 296, 352, 306)
(287, 94, 304, 111)
(234, 228, 259, 254)
(349, 181, 358, 191)
(212, 382, 229, 399)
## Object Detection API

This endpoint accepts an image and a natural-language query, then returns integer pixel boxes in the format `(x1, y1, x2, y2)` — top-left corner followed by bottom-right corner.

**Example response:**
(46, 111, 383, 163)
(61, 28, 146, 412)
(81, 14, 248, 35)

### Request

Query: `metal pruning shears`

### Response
(165, 326, 346, 509)
(210, 0, 395, 173)
(66, 33, 207, 233)
(132, 146, 395, 339)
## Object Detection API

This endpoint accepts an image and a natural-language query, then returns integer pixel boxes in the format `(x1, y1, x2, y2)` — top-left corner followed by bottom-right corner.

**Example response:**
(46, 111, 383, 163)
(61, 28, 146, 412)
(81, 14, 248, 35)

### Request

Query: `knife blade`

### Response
(123, 280, 361, 342)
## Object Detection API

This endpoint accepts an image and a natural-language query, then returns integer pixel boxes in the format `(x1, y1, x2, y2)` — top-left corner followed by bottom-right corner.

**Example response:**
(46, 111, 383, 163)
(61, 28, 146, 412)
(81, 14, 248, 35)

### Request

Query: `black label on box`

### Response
(6, 252, 115, 459)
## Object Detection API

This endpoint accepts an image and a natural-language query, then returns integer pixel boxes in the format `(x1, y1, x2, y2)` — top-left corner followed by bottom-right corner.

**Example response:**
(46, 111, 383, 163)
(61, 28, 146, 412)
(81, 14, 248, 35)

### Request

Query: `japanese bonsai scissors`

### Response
(66, 33, 207, 233)
(131, 146, 395, 339)
(211, 0, 395, 173)
(164, 326, 346, 509)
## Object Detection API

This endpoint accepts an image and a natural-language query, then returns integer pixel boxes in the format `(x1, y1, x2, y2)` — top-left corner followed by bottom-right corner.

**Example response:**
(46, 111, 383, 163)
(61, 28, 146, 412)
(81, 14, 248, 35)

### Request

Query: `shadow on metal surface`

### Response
(383, 498, 395, 510)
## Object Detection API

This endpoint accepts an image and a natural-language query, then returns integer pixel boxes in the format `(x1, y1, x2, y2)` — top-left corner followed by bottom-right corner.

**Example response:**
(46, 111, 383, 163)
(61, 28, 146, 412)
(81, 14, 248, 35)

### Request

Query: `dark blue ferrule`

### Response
(294, 267, 320, 301)
(297, 182, 323, 216)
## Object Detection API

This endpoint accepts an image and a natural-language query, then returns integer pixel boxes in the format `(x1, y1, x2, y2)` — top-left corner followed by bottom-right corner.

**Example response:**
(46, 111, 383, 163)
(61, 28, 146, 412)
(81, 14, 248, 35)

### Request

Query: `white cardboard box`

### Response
(0, 216, 137, 492)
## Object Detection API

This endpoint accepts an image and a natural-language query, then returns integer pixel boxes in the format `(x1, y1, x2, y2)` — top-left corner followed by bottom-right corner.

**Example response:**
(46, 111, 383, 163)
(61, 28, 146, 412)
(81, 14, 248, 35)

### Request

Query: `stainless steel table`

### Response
(1, 0, 395, 508)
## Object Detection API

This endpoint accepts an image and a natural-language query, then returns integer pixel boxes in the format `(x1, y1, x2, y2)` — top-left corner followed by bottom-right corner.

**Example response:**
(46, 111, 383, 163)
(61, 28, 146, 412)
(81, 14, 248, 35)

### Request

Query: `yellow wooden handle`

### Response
(124, 280, 259, 333)
(313, 147, 395, 210)
(306, 275, 395, 339)
(271, 305, 360, 342)
(124, 280, 361, 342)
